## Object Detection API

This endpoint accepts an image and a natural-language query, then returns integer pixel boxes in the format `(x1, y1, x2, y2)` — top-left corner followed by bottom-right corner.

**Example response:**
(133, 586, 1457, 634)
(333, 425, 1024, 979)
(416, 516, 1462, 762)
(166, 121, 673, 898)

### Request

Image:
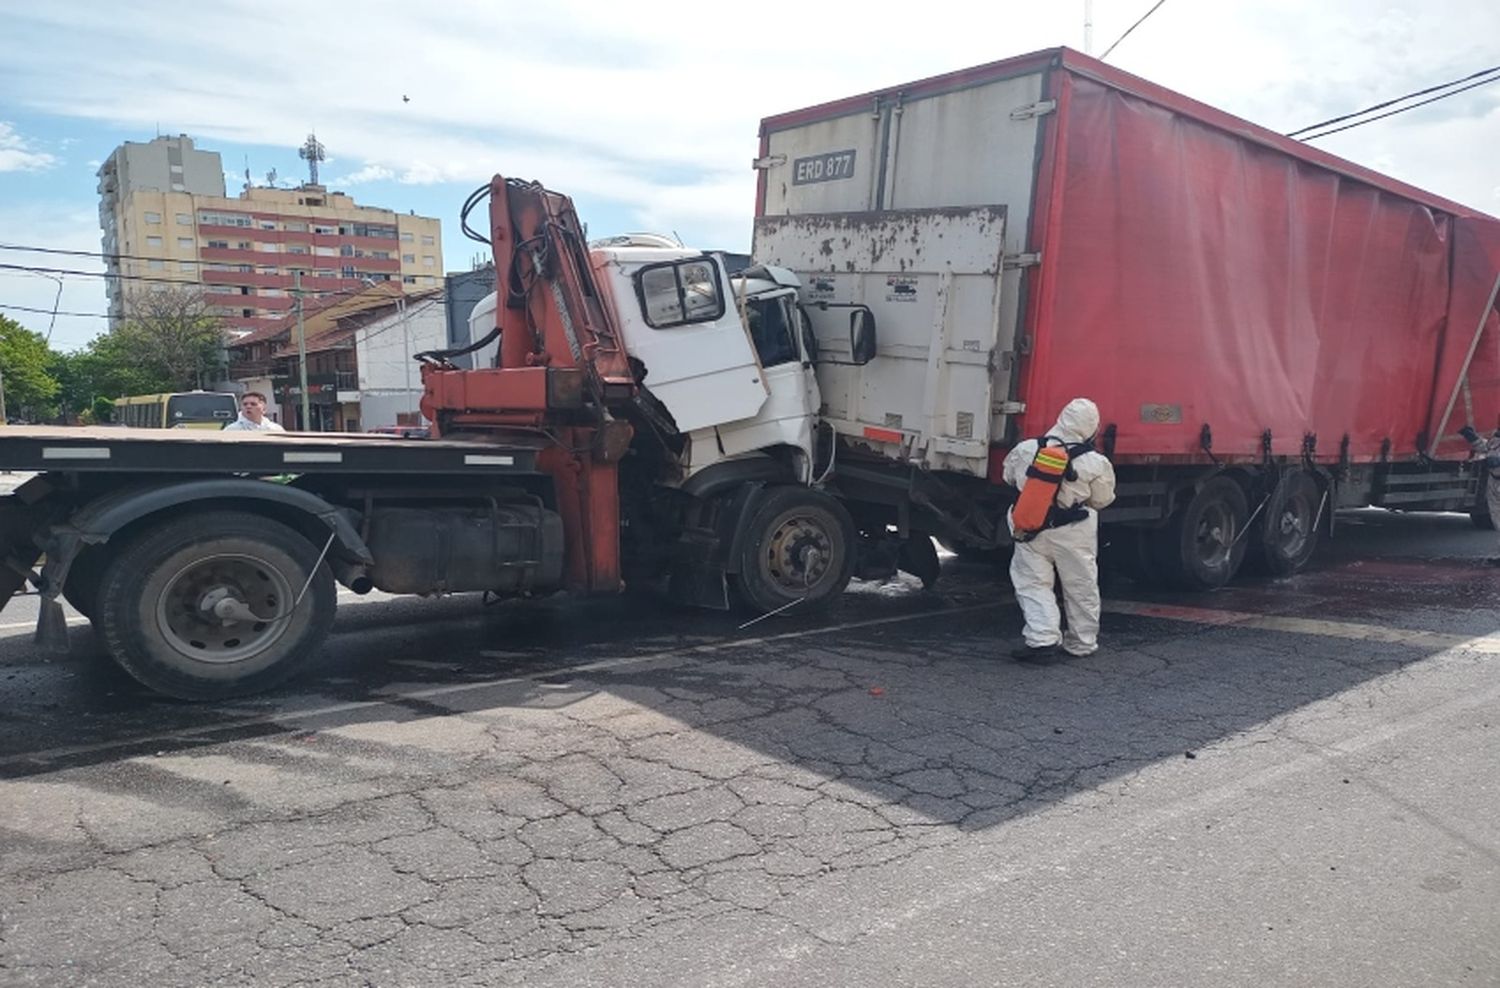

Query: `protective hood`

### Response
(1049, 398, 1100, 444)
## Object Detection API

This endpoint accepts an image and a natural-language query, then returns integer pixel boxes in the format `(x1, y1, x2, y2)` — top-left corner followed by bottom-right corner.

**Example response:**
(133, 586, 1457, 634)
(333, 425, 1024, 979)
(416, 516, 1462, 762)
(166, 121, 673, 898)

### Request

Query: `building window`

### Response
(288, 245, 308, 255)
(260, 221, 277, 230)
(315, 246, 337, 257)
(206, 240, 228, 249)
(339, 244, 354, 257)
(402, 253, 415, 263)
(175, 213, 191, 225)
(371, 250, 391, 260)
(341, 265, 356, 279)
(258, 266, 278, 275)
(312, 224, 336, 235)
(237, 264, 254, 273)
(199, 211, 252, 227)
(180, 261, 197, 272)
(422, 255, 435, 267)
(144, 211, 162, 224)
(177, 237, 194, 248)
(422, 276, 436, 285)
(148, 258, 165, 270)
(146, 236, 164, 248)
(421, 235, 435, 245)
(236, 241, 251, 250)
(402, 275, 416, 284)
(285, 221, 307, 233)
(400, 232, 414, 243)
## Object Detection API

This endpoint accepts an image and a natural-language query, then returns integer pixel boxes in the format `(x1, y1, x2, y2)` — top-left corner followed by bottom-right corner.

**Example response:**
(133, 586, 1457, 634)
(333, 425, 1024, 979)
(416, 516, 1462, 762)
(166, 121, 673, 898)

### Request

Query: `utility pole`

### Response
(399, 296, 412, 422)
(294, 270, 311, 431)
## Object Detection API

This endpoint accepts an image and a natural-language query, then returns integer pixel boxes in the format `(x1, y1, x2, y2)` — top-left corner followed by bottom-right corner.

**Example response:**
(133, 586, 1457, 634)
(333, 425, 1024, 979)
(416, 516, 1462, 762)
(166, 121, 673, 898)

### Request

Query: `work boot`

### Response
(1012, 644, 1061, 663)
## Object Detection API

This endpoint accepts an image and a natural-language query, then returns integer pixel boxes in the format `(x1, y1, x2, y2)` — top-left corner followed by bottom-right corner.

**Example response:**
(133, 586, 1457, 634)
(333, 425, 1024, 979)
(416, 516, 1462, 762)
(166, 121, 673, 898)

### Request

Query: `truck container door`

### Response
(753, 206, 1007, 476)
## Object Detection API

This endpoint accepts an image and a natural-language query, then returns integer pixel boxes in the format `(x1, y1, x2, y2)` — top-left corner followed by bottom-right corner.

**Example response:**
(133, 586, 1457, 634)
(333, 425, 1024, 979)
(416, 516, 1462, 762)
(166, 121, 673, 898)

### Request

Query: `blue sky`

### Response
(2, 0, 1497, 351)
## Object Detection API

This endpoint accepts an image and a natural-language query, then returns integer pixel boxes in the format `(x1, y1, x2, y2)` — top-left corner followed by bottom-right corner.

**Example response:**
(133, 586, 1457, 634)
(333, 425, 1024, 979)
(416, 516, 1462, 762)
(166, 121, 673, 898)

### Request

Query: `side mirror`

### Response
(850, 308, 877, 366)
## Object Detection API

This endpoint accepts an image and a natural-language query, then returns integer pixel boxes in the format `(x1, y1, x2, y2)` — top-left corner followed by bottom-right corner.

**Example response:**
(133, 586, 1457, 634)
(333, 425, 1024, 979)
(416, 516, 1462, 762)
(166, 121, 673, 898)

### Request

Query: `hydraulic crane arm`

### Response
(419, 175, 636, 432)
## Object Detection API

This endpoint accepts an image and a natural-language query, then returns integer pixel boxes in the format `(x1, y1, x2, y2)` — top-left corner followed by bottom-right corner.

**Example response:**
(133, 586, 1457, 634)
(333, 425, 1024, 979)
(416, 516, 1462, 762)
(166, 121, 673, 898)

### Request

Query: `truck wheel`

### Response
(1155, 477, 1248, 589)
(734, 487, 855, 615)
(96, 511, 336, 700)
(1254, 469, 1321, 575)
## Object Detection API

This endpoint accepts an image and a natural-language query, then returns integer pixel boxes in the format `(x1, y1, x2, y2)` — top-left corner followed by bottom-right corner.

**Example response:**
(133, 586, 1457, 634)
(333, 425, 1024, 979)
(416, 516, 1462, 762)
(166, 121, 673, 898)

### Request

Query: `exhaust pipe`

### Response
(333, 560, 374, 595)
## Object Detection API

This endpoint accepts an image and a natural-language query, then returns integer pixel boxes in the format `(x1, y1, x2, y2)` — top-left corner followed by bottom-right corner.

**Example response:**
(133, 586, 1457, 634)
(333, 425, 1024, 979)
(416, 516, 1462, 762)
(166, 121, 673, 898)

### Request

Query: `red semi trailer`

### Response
(752, 46, 1500, 585)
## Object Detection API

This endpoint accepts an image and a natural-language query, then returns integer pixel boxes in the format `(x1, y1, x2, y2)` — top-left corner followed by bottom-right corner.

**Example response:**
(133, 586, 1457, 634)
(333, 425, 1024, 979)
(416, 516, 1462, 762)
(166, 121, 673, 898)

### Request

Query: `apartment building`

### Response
(97, 135, 443, 335)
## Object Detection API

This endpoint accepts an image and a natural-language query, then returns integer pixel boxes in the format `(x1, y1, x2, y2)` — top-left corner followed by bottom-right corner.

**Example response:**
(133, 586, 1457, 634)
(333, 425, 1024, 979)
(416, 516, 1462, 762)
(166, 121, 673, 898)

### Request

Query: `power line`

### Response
(1296, 71, 1500, 141)
(0, 302, 111, 319)
(1100, 0, 1167, 60)
(1288, 63, 1500, 138)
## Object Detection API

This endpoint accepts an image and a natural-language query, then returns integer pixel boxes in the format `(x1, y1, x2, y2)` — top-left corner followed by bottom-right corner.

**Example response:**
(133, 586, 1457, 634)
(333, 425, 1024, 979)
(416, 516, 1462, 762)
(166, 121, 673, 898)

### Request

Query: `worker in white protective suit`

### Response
(1002, 398, 1117, 662)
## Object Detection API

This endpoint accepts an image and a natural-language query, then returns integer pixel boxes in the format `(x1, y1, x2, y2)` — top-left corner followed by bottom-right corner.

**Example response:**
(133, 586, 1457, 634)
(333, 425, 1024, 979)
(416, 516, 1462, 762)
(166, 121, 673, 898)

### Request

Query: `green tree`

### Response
(52, 333, 175, 419)
(0, 314, 61, 421)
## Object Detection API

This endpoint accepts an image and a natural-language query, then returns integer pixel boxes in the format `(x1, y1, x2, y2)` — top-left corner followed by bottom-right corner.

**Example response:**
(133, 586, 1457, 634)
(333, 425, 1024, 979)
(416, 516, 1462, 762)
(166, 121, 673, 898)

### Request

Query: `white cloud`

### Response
(335, 164, 395, 185)
(0, 122, 58, 173)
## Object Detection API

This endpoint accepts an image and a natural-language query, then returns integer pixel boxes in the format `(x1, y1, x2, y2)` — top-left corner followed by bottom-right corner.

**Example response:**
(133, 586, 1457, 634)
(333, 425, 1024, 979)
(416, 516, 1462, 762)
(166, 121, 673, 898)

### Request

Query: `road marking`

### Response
(1106, 600, 1500, 654)
(0, 589, 402, 636)
(0, 599, 1001, 768)
(0, 617, 89, 633)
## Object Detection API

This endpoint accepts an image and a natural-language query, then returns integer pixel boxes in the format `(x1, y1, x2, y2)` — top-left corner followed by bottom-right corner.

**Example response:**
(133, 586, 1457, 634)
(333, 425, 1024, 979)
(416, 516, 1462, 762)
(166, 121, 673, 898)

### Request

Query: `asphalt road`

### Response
(1, 510, 1497, 986)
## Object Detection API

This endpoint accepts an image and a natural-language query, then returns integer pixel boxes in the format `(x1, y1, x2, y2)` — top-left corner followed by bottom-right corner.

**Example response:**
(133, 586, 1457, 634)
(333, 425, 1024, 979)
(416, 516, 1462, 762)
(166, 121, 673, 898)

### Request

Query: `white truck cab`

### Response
(466, 241, 828, 485)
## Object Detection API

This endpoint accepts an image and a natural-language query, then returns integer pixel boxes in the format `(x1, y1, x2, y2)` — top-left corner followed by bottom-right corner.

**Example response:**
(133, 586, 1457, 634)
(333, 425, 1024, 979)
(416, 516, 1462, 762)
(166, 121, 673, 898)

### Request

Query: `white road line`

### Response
(0, 617, 88, 633)
(1106, 599, 1500, 654)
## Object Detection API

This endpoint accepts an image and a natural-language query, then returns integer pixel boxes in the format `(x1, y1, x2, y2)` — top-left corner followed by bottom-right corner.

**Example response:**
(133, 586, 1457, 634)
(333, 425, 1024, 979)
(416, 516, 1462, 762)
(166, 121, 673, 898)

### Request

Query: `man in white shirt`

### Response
(223, 391, 286, 432)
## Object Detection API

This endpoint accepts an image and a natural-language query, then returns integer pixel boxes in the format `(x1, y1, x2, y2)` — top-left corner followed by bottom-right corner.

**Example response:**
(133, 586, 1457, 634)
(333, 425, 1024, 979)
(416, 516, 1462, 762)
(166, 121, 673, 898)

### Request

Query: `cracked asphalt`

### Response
(1, 509, 1498, 986)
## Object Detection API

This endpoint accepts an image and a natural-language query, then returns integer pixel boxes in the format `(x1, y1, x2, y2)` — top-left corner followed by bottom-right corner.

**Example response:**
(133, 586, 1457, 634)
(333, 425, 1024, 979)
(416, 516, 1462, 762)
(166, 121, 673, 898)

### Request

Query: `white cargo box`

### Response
(753, 207, 1007, 476)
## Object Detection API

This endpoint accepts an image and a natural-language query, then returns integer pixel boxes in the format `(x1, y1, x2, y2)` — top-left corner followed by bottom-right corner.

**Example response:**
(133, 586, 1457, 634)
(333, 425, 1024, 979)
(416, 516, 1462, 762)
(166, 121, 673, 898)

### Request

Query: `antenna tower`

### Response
(298, 133, 326, 186)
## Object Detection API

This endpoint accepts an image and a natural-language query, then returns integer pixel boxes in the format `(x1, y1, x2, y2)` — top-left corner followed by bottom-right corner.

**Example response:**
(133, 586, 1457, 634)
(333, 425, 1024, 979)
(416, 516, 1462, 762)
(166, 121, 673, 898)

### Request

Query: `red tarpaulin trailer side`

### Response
(1024, 69, 1471, 463)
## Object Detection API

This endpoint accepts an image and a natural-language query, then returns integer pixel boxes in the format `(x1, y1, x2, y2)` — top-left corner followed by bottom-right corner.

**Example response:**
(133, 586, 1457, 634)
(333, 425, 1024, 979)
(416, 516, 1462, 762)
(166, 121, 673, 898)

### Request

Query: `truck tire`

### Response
(1253, 469, 1322, 576)
(1154, 477, 1249, 589)
(96, 511, 336, 700)
(734, 487, 855, 615)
